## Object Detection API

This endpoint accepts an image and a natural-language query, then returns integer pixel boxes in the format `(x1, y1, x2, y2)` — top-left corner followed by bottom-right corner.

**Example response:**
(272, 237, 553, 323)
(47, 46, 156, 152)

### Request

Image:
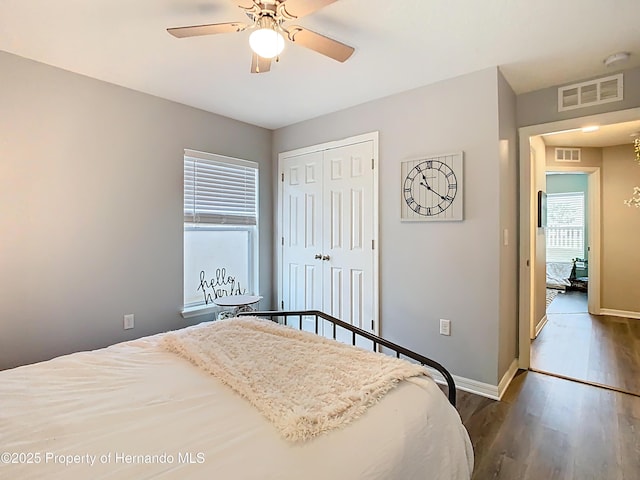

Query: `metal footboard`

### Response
(238, 309, 456, 407)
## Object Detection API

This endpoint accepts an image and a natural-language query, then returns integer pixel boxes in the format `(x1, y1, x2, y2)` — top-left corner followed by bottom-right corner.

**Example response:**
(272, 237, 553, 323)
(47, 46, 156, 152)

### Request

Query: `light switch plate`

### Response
(124, 314, 135, 330)
(439, 319, 451, 336)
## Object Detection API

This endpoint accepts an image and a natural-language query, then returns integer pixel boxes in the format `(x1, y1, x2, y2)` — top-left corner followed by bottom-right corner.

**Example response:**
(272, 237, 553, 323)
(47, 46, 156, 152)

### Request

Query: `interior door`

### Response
(322, 141, 374, 332)
(281, 151, 324, 330)
(280, 137, 376, 335)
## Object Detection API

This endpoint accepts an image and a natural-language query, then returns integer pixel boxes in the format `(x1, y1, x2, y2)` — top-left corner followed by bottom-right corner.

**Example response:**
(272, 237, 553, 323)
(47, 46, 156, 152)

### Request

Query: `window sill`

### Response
(181, 304, 219, 319)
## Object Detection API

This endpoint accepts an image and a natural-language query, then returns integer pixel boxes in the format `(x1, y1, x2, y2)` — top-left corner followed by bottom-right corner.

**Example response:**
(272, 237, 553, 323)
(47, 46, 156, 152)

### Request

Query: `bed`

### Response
(546, 261, 573, 290)
(1, 310, 473, 479)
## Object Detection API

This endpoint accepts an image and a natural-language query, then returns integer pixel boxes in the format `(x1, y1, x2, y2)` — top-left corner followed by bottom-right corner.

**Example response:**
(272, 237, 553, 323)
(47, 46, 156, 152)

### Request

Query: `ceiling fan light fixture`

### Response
(249, 17, 284, 59)
(167, 0, 355, 72)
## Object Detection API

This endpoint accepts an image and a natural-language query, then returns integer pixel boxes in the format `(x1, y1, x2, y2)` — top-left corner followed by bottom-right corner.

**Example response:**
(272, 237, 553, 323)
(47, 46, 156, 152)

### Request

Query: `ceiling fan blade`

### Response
(167, 22, 248, 38)
(232, 1, 256, 7)
(280, 0, 338, 19)
(286, 26, 354, 62)
(250, 53, 272, 74)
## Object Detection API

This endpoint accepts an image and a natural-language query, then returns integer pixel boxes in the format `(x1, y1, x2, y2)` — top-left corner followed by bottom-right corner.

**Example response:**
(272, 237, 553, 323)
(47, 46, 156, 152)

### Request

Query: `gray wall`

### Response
(0, 51, 273, 370)
(517, 66, 640, 128)
(601, 144, 640, 313)
(546, 146, 604, 169)
(274, 67, 515, 386)
(497, 71, 518, 377)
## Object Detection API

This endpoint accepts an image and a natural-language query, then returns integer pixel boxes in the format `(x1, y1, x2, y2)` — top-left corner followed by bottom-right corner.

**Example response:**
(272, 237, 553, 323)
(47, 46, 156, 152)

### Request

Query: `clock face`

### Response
(403, 160, 458, 216)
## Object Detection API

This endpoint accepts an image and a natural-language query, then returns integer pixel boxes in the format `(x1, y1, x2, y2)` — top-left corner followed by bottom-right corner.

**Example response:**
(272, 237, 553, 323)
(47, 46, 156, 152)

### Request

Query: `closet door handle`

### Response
(322, 255, 330, 261)
(314, 254, 322, 260)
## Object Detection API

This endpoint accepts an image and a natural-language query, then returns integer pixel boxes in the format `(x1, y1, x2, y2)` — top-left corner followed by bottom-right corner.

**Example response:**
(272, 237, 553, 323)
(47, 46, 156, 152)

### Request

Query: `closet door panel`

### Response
(281, 152, 323, 330)
(322, 141, 374, 332)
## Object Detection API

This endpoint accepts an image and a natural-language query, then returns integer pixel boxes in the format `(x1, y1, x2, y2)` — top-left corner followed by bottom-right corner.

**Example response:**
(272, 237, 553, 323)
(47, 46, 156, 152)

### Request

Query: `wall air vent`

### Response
(558, 73, 623, 112)
(555, 148, 581, 162)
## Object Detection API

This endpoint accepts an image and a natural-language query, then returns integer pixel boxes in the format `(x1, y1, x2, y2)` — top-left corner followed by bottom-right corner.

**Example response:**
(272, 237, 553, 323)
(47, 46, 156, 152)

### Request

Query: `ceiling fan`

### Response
(167, 0, 354, 73)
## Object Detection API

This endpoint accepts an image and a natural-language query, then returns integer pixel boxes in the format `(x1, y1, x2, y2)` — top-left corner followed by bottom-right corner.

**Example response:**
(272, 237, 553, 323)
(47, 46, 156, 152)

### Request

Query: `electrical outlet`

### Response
(123, 314, 135, 330)
(439, 319, 451, 336)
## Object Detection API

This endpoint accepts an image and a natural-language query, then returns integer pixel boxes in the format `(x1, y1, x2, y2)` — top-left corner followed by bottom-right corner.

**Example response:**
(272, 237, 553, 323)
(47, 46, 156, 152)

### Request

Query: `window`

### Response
(183, 150, 258, 311)
(545, 192, 585, 263)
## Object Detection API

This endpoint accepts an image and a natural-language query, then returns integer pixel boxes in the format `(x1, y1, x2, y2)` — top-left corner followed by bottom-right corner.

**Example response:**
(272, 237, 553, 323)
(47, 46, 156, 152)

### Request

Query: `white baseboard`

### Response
(599, 308, 640, 320)
(497, 359, 519, 399)
(534, 314, 548, 337)
(427, 358, 519, 401)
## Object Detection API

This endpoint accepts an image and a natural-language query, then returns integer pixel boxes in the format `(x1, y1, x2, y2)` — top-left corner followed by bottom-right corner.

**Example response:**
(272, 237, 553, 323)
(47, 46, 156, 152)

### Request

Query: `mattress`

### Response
(0, 322, 473, 479)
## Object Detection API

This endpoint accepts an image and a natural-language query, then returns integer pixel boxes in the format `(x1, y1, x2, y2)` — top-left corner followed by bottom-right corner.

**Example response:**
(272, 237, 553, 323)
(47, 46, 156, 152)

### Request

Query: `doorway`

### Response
(543, 170, 590, 316)
(518, 107, 640, 396)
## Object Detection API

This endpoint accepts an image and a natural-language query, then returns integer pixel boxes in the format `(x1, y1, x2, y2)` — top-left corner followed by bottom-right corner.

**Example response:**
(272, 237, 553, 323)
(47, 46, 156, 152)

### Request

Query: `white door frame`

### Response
(518, 107, 640, 369)
(545, 165, 601, 317)
(276, 131, 380, 331)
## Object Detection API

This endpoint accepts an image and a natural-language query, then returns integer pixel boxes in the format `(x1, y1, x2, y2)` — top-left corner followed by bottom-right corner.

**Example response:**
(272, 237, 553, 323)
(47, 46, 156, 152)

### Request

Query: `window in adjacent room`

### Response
(183, 150, 258, 312)
(545, 192, 585, 263)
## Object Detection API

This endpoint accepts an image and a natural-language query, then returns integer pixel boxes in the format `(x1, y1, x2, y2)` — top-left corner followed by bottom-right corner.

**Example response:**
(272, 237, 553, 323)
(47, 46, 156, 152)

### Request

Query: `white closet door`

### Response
(280, 134, 377, 335)
(281, 151, 324, 330)
(322, 141, 374, 332)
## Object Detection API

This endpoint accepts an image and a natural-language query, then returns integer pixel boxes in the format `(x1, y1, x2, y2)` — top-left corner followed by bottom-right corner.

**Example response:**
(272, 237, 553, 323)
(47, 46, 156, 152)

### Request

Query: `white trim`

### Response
(534, 314, 548, 338)
(427, 359, 519, 401)
(276, 132, 377, 158)
(600, 308, 640, 320)
(276, 132, 380, 334)
(545, 166, 601, 316)
(184, 149, 258, 169)
(586, 169, 601, 315)
(427, 368, 499, 400)
(518, 106, 640, 370)
(497, 359, 519, 399)
(180, 304, 219, 319)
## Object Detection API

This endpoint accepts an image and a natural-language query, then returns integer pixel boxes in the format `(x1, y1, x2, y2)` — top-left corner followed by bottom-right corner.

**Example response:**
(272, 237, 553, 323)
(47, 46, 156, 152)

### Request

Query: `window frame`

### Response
(182, 150, 259, 317)
(545, 191, 585, 263)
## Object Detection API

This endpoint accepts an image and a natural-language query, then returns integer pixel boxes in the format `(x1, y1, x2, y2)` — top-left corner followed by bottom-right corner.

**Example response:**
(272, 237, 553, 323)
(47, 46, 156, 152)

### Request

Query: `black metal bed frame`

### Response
(238, 309, 457, 407)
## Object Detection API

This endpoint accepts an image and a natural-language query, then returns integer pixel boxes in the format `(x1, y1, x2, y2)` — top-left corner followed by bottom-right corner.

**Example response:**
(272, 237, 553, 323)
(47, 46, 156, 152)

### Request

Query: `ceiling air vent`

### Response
(555, 148, 581, 162)
(558, 73, 623, 112)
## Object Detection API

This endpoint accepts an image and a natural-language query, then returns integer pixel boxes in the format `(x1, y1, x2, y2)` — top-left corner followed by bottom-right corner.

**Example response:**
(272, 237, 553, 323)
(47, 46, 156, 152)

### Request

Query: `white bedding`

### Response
(162, 317, 431, 441)
(546, 261, 572, 289)
(0, 321, 473, 479)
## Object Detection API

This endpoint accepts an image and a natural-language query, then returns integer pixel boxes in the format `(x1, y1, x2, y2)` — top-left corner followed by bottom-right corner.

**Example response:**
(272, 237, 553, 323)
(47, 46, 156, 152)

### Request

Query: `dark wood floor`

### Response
(546, 289, 589, 314)
(456, 370, 640, 480)
(531, 291, 640, 394)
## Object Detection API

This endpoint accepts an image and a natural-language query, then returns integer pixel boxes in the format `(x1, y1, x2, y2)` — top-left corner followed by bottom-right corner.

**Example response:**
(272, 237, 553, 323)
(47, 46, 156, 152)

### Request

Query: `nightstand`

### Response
(213, 295, 262, 319)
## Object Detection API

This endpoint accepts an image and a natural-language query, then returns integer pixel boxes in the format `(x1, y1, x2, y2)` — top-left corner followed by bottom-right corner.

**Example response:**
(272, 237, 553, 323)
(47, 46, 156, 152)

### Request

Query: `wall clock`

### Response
(400, 152, 463, 221)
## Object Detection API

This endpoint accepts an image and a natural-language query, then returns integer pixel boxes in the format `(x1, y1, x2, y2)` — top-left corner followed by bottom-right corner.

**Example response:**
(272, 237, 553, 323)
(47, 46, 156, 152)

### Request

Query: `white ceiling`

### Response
(542, 120, 640, 148)
(1, 0, 639, 129)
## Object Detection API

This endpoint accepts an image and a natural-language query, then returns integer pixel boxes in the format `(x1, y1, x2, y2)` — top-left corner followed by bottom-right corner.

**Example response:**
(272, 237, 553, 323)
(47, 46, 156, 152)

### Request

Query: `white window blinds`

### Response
(184, 150, 258, 225)
(546, 192, 585, 263)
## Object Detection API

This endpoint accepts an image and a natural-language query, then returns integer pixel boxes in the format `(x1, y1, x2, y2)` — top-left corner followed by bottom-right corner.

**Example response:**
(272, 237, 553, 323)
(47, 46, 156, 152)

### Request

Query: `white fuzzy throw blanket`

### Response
(161, 317, 429, 442)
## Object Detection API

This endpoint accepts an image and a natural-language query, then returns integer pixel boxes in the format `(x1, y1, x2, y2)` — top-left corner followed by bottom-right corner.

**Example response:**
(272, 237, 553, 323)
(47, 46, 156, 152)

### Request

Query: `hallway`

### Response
(531, 291, 640, 395)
